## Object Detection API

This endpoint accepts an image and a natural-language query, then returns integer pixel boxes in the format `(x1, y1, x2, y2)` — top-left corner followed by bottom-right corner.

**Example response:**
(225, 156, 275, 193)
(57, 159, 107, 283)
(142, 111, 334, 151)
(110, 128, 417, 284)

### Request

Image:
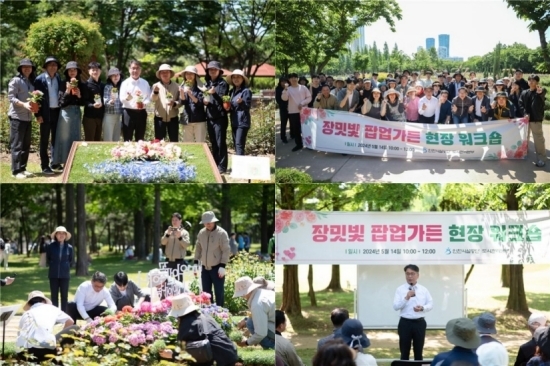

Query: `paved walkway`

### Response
(276, 121, 550, 183)
(2, 315, 21, 343)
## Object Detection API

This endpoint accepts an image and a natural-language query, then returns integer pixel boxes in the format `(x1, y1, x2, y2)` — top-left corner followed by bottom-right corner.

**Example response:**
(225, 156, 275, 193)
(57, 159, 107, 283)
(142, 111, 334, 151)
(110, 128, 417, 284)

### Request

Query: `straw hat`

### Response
(233, 276, 262, 298)
(385, 88, 399, 97)
(147, 268, 169, 287)
(227, 69, 249, 86)
(180, 66, 204, 88)
(168, 293, 199, 318)
(253, 276, 275, 290)
(200, 211, 219, 224)
(156, 64, 175, 79)
(51, 226, 71, 240)
(406, 87, 416, 95)
(23, 290, 52, 311)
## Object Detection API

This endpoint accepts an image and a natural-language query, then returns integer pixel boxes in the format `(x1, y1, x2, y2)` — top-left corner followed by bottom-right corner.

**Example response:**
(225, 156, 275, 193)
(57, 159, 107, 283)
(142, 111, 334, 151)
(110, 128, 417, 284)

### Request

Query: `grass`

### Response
(66, 143, 218, 183)
(493, 292, 550, 312)
(0, 159, 61, 183)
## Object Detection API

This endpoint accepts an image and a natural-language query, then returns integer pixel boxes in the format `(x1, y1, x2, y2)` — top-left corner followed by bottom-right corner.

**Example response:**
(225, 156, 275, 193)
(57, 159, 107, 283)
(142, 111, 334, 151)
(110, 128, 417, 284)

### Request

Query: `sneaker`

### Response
(22, 171, 35, 177)
(51, 164, 63, 172)
(42, 167, 55, 175)
(12, 172, 27, 179)
(534, 160, 546, 167)
(291, 146, 303, 152)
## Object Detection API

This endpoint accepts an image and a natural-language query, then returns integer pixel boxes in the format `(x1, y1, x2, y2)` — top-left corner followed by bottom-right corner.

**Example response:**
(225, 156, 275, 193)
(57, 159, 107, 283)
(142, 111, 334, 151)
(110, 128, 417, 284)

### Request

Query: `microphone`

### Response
(409, 283, 416, 297)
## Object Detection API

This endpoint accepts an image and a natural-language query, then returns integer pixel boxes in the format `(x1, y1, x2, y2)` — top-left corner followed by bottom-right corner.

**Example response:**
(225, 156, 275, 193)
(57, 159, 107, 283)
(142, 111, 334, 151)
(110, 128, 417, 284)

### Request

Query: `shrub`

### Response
(276, 168, 313, 183)
(0, 96, 41, 153)
(545, 111, 550, 121)
(239, 348, 276, 366)
(228, 101, 275, 156)
(250, 76, 276, 92)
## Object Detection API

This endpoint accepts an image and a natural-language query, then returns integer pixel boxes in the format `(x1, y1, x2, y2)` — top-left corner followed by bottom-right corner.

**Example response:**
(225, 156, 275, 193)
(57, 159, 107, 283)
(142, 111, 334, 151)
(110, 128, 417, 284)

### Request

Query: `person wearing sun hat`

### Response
(336, 318, 376, 366)
(404, 86, 420, 122)
(226, 69, 252, 156)
(46, 226, 74, 312)
(384, 88, 405, 121)
(194, 211, 231, 306)
(233, 276, 275, 350)
(8, 58, 38, 179)
(178, 65, 207, 143)
(477, 342, 509, 366)
(473, 312, 500, 350)
(151, 64, 181, 142)
(490, 92, 516, 121)
(82, 61, 105, 141)
(16, 290, 78, 363)
(431, 318, 480, 365)
(119, 59, 151, 141)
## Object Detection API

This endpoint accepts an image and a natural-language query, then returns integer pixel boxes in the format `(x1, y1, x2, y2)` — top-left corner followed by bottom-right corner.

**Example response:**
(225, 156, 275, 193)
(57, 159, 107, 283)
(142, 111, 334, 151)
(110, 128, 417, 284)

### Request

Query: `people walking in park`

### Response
(178, 65, 207, 143)
(519, 74, 547, 167)
(103, 67, 123, 141)
(34, 56, 62, 175)
(82, 61, 105, 141)
(393, 264, 433, 360)
(8, 58, 37, 179)
(227, 69, 252, 156)
(194, 211, 230, 306)
(51, 61, 86, 169)
(152, 64, 181, 142)
(109, 271, 148, 310)
(204, 61, 229, 174)
(161, 212, 190, 282)
(67, 271, 117, 323)
(281, 73, 312, 152)
(46, 226, 74, 312)
(120, 60, 151, 141)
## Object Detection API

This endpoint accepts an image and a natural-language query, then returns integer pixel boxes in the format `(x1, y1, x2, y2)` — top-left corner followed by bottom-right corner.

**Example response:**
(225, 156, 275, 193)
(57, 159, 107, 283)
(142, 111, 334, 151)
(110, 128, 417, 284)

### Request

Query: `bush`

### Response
(228, 101, 275, 156)
(239, 348, 276, 366)
(0, 96, 41, 153)
(545, 111, 550, 121)
(250, 77, 276, 92)
(276, 168, 313, 183)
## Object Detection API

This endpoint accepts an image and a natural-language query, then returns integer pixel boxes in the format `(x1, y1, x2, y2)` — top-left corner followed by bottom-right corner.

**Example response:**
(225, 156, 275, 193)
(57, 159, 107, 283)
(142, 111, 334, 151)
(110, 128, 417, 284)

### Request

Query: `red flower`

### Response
(318, 109, 327, 119)
(122, 306, 133, 313)
(294, 211, 305, 222)
(302, 108, 311, 117)
(279, 210, 293, 221)
(514, 149, 526, 158)
(275, 218, 284, 233)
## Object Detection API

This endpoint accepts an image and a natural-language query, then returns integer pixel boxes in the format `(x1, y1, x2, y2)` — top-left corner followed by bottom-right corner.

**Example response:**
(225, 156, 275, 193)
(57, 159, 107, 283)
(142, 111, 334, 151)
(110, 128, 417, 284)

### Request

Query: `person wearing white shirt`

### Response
(119, 60, 151, 141)
(281, 73, 312, 152)
(17, 290, 78, 363)
(418, 86, 440, 124)
(393, 264, 433, 361)
(66, 271, 117, 323)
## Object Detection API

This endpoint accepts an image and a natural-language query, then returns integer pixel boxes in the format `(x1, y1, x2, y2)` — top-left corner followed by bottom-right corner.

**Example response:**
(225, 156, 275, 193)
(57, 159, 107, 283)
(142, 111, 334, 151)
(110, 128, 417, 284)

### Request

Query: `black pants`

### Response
(231, 125, 249, 155)
(122, 108, 147, 141)
(67, 301, 107, 322)
(201, 264, 225, 307)
(398, 317, 426, 360)
(207, 117, 228, 171)
(9, 118, 32, 174)
(115, 294, 151, 310)
(154, 116, 179, 142)
(279, 108, 289, 140)
(49, 277, 70, 312)
(167, 259, 187, 282)
(288, 113, 302, 148)
(418, 115, 435, 124)
(39, 108, 60, 169)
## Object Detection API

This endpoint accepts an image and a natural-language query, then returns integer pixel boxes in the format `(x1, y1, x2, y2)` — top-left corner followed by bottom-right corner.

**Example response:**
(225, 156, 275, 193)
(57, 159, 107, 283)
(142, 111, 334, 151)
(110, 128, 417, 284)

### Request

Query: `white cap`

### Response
(528, 313, 547, 326)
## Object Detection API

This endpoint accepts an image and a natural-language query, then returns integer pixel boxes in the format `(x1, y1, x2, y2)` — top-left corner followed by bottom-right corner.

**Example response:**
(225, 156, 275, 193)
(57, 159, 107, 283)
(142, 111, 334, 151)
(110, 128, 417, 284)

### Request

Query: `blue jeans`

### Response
(452, 115, 469, 125)
(53, 105, 81, 165)
(201, 264, 225, 306)
(246, 317, 275, 350)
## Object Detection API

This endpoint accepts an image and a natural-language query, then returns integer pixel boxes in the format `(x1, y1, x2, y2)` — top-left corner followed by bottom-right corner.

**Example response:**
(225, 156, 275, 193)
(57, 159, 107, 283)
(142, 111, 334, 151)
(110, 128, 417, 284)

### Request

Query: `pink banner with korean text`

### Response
(275, 210, 550, 265)
(299, 108, 529, 160)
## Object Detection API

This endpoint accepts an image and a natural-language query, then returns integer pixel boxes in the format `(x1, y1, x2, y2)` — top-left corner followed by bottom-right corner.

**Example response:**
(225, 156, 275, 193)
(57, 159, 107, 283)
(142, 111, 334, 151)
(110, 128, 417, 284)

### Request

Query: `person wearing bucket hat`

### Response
(473, 312, 500, 349)
(331, 77, 345, 97)
(491, 91, 516, 121)
(233, 276, 276, 350)
(16, 290, 78, 363)
(33, 56, 63, 175)
(120, 59, 151, 141)
(203, 61, 230, 173)
(194, 211, 231, 306)
(178, 65, 207, 143)
(82, 61, 105, 141)
(8, 58, 38, 179)
(431, 318, 480, 365)
(282, 72, 312, 152)
(514, 313, 547, 366)
(151, 64, 181, 142)
(384, 88, 405, 122)
(470, 86, 491, 122)
(103, 67, 123, 141)
(66, 271, 117, 323)
(227, 69, 252, 155)
(46, 226, 74, 312)
(520, 74, 548, 167)
(336, 319, 376, 366)
(51, 61, 86, 169)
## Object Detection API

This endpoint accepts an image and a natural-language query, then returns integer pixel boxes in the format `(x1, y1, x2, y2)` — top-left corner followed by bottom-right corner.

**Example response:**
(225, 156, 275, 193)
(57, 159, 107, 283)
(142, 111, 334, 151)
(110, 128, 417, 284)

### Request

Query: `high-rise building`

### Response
(426, 38, 435, 50)
(349, 25, 367, 53)
(438, 34, 450, 58)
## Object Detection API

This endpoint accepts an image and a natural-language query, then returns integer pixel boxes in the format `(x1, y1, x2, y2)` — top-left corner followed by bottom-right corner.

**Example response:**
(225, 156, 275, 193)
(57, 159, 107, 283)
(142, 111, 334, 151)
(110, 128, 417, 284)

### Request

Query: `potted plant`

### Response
(69, 78, 79, 95)
(183, 81, 193, 93)
(111, 87, 118, 99)
(166, 91, 173, 101)
(27, 90, 43, 113)
(222, 95, 231, 111)
(94, 93, 101, 105)
(135, 90, 144, 109)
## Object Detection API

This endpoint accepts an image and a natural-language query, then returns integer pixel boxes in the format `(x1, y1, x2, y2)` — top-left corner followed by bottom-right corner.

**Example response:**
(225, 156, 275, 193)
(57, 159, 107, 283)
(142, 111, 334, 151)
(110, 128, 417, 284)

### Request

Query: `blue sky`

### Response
(363, 0, 542, 59)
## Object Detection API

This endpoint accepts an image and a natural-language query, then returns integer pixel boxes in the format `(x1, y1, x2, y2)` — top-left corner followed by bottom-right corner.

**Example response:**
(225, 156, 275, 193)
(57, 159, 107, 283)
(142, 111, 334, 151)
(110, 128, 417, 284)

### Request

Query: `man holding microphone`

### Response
(161, 213, 190, 282)
(393, 264, 433, 360)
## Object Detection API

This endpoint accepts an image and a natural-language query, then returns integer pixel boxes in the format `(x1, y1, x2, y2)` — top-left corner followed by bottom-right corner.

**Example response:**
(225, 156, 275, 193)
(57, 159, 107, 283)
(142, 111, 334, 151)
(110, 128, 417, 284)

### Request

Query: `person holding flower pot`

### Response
(51, 61, 87, 169)
(151, 64, 181, 142)
(8, 58, 37, 179)
(178, 65, 207, 143)
(226, 69, 252, 156)
(82, 62, 105, 141)
(119, 60, 151, 141)
(103, 67, 123, 141)
(204, 61, 229, 174)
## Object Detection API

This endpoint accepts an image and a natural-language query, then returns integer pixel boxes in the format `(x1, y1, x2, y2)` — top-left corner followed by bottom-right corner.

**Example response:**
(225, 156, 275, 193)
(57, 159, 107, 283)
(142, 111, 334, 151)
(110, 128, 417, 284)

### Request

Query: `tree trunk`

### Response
(325, 264, 343, 291)
(90, 220, 97, 253)
(501, 264, 511, 288)
(153, 185, 161, 264)
(506, 264, 529, 312)
(537, 28, 550, 73)
(107, 222, 112, 251)
(502, 184, 519, 288)
(308, 264, 317, 306)
(260, 184, 269, 253)
(75, 184, 88, 276)
(281, 265, 302, 316)
(464, 265, 475, 284)
(221, 185, 231, 235)
(55, 184, 63, 226)
(65, 185, 75, 266)
(134, 207, 146, 260)
(144, 216, 152, 259)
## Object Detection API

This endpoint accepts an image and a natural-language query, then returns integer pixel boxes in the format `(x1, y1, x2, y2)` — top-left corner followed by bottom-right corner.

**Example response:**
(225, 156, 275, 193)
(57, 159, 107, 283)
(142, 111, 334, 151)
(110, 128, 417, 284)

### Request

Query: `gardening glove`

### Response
(218, 267, 226, 278)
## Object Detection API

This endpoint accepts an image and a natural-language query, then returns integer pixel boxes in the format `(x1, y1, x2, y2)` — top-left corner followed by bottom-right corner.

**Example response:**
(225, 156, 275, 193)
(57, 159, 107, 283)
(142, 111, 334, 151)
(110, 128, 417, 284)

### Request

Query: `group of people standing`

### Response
(276, 68, 547, 167)
(8, 57, 254, 178)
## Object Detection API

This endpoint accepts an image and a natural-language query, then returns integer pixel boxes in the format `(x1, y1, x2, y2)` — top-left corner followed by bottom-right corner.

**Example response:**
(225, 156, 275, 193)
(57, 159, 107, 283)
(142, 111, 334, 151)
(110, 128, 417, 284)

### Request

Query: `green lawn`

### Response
(0, 160, 61, 183)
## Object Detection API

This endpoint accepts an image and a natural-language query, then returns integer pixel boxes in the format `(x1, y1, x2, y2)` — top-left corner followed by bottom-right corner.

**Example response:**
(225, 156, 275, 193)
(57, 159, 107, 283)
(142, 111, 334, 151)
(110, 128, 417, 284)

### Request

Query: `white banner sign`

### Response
(299, 108, 529, 160)
(275, 210, 550, 264)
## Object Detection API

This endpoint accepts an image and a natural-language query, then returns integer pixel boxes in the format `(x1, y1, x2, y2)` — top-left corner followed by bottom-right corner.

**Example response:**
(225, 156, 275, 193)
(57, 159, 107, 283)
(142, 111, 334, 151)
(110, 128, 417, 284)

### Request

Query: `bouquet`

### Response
(222, 95, 231, 111)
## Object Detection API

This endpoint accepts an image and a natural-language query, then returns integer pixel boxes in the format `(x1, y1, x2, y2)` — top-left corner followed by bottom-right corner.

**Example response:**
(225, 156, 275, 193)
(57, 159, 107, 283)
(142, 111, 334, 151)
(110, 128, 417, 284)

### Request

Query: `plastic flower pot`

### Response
(136, 101, 144, 109)
(223, 101, 231, 111)
(203, 94, 211, 103)
(29, 101, 39, 113)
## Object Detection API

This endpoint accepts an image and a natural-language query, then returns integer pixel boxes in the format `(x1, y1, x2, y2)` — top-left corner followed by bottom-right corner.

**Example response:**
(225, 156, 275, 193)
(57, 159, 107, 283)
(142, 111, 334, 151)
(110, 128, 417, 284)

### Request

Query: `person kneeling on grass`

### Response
(109, 271, 149, 311)
(66, 271, 117, 323)
(16, 290, 79, 363)
(233, 276, 275, 350)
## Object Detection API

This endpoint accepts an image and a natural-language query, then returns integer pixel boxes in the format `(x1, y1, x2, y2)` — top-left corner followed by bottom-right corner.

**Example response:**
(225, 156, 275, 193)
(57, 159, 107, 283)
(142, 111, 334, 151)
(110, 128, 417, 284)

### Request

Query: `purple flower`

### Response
(92, 335, 106, 345)
(109, 333, 118, 343)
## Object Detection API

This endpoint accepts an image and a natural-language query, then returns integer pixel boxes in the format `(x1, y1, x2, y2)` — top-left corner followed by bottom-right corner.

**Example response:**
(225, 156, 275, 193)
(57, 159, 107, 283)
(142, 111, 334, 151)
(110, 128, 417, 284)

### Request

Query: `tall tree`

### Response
(75, 184, 88, 276)
(153, 185, 161, 264)
(383, 41, 390, 72)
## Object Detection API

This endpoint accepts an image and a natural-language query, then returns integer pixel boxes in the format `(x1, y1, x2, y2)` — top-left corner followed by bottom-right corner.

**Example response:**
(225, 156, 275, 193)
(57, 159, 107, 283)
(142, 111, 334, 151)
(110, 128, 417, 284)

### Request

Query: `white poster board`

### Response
(230, 155, 271, 181)
(356, 265, 464, 329)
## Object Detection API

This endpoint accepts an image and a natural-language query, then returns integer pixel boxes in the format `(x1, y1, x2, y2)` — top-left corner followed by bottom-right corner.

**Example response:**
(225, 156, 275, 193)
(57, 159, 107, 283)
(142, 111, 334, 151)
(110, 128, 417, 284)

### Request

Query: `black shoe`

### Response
(218, 167, 227, 174)
(291, 146, 303, 152)
(281, 137, 288, 144)
(42, 167, 55, 175)
(534, 160, 546, 168)
(51, 164, 64, 172)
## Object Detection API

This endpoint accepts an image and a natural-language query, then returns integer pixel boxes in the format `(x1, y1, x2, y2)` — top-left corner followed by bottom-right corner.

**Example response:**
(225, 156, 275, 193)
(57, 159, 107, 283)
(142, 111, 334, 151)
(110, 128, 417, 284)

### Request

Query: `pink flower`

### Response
(109, 334, 118, 343)
(275, 218, 284, 234)
(305, 211, 317, 223)
(294, 211, 305, 222)
(140, 301, 152, 313)
(318, 109, 327, 119)
(92, 335, 106, 345)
